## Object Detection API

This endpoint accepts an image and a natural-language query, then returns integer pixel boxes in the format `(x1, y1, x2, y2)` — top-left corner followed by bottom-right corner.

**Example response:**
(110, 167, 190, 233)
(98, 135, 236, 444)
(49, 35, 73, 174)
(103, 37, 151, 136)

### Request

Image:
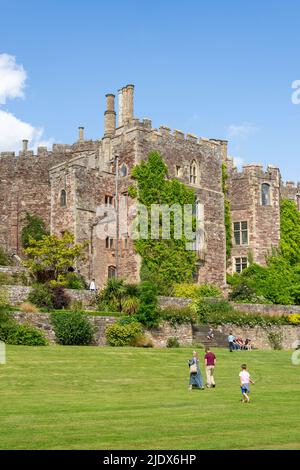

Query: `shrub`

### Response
(172, 283, 221, 300)
(51, 312, 94, 345)
(0, 247, 12, 266)
(105, 321, 143, 347)
(131, 333, 154, 348)
(6, 323, 47, 346)
(194, 299, 290, 327)
(121, 296, 140, 315)
(136, 281, 160, 329)
(268, 331, 283, 350)
(0, 289, 9, 312)
(70, 300, 84, 312)
(28, 284, 54, 309)
(166, 337, 180, 348)
(288, 314, 300, 325)
(51, 285, 71, 310)
(20, 302, 38, 314)
(160, 306, 196, 326)
(50, 272, 86, 290)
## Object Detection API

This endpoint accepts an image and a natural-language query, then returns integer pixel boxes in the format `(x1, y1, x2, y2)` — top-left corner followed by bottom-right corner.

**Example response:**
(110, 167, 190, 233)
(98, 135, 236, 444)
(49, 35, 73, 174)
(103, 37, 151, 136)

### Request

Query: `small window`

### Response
(60, 190, 66, 207)
(108, 266, 116, 279)
(233, 221, 248, 246)
(105, 195, 114, 207)
(261, 183, 270, 206)
(189, 161, 197, 184)
(120, 164, 128, 177)
(235, 257, 248, 273)
(105, 237, 114, 249)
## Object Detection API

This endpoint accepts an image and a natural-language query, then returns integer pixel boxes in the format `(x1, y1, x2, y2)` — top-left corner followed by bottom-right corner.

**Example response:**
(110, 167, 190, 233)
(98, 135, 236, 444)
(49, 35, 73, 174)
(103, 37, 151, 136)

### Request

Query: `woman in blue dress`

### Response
(188, 351, 204, 390)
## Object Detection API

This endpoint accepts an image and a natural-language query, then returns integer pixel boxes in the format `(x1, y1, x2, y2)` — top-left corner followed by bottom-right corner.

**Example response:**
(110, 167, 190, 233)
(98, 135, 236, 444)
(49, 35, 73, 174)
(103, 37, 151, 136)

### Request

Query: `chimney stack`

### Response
(119, 84, 134, 125)
(104, 93, 116, 137)
(118, 88, 123, 127)
(78, 127, 84, 142)
(22, 139, 28, 153)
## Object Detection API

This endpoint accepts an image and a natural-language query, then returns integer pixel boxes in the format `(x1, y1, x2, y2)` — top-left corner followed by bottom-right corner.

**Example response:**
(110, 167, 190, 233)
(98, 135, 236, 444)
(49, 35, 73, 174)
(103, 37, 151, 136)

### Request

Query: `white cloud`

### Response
(232, 156, 244, 169)
(227, 122, 257, 139)
(0, 53, 27, 104)
(0, 53, 53, 152)
(0, 110, 53, 152)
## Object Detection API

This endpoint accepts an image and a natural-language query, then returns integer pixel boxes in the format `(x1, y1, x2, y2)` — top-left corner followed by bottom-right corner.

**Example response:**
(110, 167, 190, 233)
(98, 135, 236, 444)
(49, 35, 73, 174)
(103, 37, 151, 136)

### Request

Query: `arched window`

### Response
(60, 190, 67, 207)
(189, 161, 197, 184)
(120, 163, 128, 177)
(261, 183, 270, 206)
(108, 266, 116, 279)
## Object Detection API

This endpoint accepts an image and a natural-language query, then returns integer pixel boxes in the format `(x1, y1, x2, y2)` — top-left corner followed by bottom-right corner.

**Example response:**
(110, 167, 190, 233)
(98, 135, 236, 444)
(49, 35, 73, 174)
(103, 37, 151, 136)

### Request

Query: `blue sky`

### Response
(0, 0, 300, 180)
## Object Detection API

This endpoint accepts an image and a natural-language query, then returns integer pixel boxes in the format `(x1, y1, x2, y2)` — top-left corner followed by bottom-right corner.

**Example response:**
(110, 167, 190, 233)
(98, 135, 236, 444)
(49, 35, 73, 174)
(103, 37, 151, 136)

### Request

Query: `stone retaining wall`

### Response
(0, 266, 27, 274)
(216, 324, 300, 350)
(10, 312, 193, 348)
(232, 303, 300, 317)
(1, 285, 96, 307)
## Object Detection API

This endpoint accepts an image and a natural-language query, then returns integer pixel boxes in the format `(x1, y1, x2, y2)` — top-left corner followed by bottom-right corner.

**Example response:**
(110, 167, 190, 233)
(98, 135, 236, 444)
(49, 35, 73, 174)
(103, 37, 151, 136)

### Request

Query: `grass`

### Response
(0, 346, 300, 450)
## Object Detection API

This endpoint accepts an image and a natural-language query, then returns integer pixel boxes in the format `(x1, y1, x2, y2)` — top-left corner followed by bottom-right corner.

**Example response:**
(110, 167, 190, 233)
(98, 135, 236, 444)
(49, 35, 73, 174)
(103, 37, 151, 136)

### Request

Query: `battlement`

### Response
(229, 163, 281, 180)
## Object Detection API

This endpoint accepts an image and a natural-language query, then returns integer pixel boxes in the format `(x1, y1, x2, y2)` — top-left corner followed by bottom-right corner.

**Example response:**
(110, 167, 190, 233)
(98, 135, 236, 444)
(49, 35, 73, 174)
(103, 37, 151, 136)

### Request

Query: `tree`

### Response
(129, 151, 198, 292)
(280, 199, 300, 265)
(24, 231, 88, 282)
(21, 213, 48, 248)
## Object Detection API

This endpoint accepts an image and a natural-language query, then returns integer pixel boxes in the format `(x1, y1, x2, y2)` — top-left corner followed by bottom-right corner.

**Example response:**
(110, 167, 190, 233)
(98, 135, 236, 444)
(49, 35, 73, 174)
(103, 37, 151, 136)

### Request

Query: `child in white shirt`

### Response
(239, 364, 255, 403)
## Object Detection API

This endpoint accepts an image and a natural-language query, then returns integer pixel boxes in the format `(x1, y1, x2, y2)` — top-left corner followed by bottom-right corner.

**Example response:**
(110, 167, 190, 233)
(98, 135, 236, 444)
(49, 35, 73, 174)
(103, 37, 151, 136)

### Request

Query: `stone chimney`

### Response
(119, 84, 134, 124)
(78, 127, 84, 142)
(118, 89, 123, 127)
(104, 93, 116, 137)
(22, 139, 28, 153)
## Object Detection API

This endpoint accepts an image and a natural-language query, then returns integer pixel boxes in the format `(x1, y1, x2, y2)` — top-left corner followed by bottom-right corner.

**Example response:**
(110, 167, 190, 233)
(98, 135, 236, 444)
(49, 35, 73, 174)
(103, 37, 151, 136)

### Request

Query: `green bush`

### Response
(28, 284, 54, 309)
(172, 283, 221, 300)
(136, 281, 160, 329)
(6, 323, 47, 346)
(166, 337, 180, 348)
(105, 321, 143, 347)
(160, 306, 196, 326)
(268, 331, 283, 350)
(194, 299, 289, 327)
(51, 312, 94, 345)
(0, 289, 9, 312)
(0, 247, 12, 266)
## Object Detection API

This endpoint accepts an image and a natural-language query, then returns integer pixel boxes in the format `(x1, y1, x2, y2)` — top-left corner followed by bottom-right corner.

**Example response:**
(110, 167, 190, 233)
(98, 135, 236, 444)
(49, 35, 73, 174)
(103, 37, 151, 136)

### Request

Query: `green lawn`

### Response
(0, 346, 299, 450)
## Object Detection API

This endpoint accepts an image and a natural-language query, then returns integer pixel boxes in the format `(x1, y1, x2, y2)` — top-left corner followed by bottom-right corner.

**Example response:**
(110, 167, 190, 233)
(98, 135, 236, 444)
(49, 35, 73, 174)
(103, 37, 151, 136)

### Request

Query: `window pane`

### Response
(242, 230, 248, 245)
(241, 221, 248, 230)
(235, 258, 241, 273)
(233, 222, 240, 231)
(234, 232, 241, 245)
(262, 184, 270, 206)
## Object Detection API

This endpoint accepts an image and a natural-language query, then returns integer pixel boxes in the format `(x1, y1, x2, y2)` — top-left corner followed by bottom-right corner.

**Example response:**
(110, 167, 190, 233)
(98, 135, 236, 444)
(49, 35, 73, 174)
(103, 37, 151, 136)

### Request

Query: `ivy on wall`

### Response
(280, 199, 300, 265)
(222, 162, 232, 264)
(129, 151, 198, 293)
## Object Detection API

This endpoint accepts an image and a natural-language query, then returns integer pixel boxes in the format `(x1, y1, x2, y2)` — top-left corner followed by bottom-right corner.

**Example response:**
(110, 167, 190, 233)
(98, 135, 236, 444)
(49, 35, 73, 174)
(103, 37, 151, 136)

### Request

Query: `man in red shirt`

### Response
(204, 347, 216, 388)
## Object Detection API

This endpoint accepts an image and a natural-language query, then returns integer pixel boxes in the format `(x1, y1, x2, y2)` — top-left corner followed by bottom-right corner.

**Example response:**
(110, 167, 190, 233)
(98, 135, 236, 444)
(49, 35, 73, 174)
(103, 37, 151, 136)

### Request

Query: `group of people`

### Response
(188, 350, 255, 403)
(228, 332, 252, 352)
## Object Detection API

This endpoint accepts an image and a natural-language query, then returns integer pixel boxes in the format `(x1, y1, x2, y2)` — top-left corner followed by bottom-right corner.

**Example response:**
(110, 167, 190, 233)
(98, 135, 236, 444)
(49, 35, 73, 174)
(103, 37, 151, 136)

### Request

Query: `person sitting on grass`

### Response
(188, 351, 204, 391)
(239, 363, 255, 403)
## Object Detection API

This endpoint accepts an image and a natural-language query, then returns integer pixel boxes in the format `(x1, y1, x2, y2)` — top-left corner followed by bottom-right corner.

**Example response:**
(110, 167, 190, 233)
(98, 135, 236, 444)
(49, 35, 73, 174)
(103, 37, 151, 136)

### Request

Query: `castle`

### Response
(0, 85, 299, 288)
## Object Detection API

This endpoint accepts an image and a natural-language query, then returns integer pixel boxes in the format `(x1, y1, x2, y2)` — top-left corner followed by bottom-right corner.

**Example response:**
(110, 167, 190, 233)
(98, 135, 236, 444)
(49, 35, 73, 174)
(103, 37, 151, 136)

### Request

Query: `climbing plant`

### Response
(222, 162, 232, 264)
(280, 199, 300, 265)
(129, 151, 198, 293)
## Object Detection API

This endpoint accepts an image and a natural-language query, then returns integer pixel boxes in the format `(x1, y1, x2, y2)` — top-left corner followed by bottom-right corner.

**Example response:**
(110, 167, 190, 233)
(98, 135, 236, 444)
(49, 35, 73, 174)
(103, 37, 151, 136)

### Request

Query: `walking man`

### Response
(228, 331, 235, 352)
(204, 347, 216, 388)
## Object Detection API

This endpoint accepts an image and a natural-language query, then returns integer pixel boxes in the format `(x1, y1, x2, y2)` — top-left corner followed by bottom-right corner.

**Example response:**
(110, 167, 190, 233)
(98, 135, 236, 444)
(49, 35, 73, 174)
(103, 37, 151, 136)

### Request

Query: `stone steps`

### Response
(192, 325, 228, 348)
